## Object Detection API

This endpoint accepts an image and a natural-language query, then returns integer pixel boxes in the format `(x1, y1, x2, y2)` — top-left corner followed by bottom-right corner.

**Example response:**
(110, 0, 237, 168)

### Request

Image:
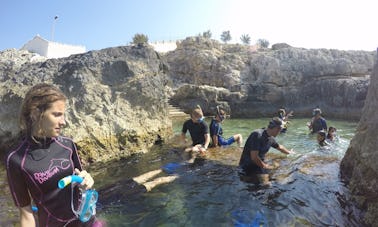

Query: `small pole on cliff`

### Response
(51, 15, 58, 42)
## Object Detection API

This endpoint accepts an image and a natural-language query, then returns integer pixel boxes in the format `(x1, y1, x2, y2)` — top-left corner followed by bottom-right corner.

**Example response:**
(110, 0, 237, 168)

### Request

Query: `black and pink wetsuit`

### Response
(6, 136, 96, 227)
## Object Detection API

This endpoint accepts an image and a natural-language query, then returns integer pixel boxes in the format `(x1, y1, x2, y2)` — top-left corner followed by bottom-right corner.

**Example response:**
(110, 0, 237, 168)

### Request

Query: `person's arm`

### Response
(20, 206, 36, 227)
(307, 117, 314, 129)
(250, 150, 273, 169)
(322, 119, 327, 131)
(275, 144, 294, 154)
(212, 135, 218, 147)
(181, 133, 187, 143)
(203, 133, 210, 150)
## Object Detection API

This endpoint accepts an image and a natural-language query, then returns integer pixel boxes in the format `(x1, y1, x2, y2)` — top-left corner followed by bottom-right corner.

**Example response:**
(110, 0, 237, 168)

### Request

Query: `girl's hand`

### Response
(74, 168, 94, 190)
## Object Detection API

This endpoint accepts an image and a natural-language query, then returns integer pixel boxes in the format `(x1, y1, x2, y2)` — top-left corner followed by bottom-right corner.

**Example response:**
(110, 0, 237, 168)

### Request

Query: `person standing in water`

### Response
(181, 105, 210, 155)
(277, 108, 293, 133)
(5, 83, 104, 227)
(308, 108, 327, 133)
(209, 106, 242, 147)
(239, 117, 294, 186)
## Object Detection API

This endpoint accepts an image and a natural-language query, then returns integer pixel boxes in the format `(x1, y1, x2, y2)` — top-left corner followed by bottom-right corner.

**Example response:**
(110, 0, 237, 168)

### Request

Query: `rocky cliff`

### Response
(0, 38, 376, 163)
(340, 52, 378, 226)
(167, 37, 375, 119)
(0, 45, 171, 162)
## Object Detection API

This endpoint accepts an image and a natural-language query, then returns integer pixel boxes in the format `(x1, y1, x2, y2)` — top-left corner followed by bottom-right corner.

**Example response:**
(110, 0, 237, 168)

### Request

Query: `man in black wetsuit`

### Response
(181, 105, 210, 155)
(239, 117, 294, 186)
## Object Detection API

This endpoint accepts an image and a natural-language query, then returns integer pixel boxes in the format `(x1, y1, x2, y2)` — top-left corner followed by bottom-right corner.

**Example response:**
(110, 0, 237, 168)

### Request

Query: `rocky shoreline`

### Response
(1, 37, 377, 224)
(0, 37, 376, 163)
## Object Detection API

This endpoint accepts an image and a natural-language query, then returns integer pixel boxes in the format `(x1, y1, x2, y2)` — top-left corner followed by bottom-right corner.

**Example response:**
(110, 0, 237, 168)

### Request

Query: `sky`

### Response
(1, 0, 377, 52)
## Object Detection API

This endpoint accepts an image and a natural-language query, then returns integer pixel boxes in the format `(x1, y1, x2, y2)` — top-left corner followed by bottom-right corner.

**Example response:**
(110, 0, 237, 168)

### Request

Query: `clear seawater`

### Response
(0, 118, 363, 226)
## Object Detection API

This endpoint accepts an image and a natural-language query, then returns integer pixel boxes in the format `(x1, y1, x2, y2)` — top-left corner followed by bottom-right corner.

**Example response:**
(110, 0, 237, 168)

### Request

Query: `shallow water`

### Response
(0, 118, 364, 226)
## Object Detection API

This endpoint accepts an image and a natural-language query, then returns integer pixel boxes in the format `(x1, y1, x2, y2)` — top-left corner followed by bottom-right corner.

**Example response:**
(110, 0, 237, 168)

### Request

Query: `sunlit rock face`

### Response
(167, 37, 375, 119)
(340, 53, 378, 226)
(0, 46, 172, 162)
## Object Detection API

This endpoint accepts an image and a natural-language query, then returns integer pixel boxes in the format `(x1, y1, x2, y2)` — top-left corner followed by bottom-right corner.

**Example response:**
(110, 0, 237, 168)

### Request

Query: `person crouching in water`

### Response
(239, 117, 294, 186)
(317, 131, 329, 147)
(181, 105, 210, 157)
(327, 126, 337, 141)
(209, 106, 243, 147)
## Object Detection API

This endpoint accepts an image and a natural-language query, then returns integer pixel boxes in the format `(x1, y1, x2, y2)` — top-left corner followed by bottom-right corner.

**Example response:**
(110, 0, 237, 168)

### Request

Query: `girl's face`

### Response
(33, 100, 66, 138)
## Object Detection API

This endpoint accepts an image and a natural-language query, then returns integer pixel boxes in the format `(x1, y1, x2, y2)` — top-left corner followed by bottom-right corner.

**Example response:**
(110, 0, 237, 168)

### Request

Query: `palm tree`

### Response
(202, 30, 212, 39)
(257, 38, 270, 48)
(240, 34, 251, 45)
(220, 31, 232, 43)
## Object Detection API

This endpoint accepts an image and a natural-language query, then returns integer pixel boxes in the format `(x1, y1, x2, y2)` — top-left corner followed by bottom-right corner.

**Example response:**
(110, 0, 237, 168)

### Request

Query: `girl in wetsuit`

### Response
(6, 83, 103, 227)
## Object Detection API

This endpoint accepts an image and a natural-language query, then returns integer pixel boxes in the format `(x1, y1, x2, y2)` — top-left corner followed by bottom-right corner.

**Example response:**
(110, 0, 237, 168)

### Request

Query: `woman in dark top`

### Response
(6, 83, 103, 227)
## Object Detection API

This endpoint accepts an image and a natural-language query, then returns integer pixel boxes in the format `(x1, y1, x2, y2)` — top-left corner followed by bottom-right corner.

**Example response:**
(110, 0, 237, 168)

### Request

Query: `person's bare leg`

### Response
(133, 169, 163, 184)
(143, 175, 179, 192)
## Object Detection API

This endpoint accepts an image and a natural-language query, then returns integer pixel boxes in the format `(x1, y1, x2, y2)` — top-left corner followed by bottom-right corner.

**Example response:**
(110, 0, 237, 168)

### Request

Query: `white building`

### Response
(21, 35, 86, 59)
(149, 41, 178, 53)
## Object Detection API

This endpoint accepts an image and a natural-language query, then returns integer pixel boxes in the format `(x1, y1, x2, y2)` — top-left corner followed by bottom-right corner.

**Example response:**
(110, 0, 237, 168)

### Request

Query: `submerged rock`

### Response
(340, 51, 378, 226)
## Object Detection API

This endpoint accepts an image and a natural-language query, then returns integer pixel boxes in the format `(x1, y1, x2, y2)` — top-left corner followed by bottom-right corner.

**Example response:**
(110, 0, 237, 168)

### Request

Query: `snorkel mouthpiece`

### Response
(58, 175, 83, 189)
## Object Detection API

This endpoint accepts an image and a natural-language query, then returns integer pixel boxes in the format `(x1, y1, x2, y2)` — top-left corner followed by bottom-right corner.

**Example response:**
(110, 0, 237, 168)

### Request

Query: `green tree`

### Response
(257, 38, 270, 48)
(220, 31, 232, 43)
(202, 30, 212, 39)
(240, 34, 251, 45)
(132, 33, 149, 45)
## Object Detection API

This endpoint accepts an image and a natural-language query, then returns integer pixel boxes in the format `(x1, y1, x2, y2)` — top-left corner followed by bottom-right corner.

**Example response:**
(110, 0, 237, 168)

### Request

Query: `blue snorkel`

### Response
(58, 175, 98, 223)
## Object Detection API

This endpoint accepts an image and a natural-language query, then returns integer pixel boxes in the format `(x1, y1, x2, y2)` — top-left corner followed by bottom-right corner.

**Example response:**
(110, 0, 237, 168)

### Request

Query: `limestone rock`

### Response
(271, 43, 292, 50)
(0, 46, 171, 162)
(167, 37, 375, 119)
(340, 53, 378, 226)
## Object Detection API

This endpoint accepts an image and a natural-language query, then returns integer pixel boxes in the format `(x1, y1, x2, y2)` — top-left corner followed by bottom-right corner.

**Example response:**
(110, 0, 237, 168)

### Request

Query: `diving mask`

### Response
(58, 175, 98, 223)
(197, 116, 205, 123)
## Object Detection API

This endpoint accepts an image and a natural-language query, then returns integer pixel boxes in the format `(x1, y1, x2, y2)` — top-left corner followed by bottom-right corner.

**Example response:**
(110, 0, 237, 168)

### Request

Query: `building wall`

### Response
(21, 35, 86, 59)
(149, 41, 178, 53)
(46, 41, 85, 58)
(21, 36, 49, 57)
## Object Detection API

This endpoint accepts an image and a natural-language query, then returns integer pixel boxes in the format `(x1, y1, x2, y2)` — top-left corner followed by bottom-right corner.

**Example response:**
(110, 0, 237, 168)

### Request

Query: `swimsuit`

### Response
(6, 136, 96, 226)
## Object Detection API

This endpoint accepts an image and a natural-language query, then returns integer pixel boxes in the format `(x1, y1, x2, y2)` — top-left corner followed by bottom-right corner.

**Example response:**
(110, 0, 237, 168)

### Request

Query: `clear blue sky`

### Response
(1, 0, 377, 51)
